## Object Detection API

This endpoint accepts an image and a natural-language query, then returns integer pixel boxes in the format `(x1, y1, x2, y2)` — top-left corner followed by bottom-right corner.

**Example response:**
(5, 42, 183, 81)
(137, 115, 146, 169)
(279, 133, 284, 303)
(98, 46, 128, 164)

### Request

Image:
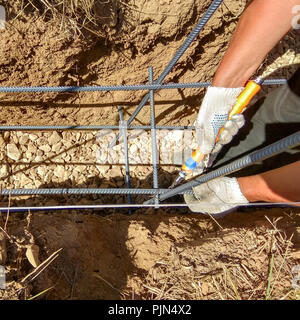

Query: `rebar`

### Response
(110, 0, 226, 146)
(118, 106, 132, 206)
(147, 130, 300, 203)
(0, 0, 291, 211)
(0, 79, 285, 93)
(0, 125, 195, 131)
(149, 67, 159, 207)
(0, 82, 210, 93)
(0, 202, 299, 213)
(0, 188, 193, 196)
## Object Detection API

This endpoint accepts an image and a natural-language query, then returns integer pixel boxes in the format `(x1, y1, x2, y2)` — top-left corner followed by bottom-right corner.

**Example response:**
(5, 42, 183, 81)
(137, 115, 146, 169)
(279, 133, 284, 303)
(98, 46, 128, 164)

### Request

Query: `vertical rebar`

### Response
(118, 106, 132, 211)
(149, 67, 159, 208)
(110, 0, 224, 146)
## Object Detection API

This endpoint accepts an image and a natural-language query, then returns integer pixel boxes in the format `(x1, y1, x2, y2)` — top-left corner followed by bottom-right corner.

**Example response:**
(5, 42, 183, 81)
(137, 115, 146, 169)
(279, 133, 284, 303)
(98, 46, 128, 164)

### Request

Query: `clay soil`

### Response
(0, 0, 299, 300)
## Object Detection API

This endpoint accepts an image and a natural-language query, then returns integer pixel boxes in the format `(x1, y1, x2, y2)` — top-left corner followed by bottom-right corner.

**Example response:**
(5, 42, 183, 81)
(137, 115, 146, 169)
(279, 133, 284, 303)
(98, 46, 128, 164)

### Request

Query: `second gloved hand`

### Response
(184, 177, 249, 217)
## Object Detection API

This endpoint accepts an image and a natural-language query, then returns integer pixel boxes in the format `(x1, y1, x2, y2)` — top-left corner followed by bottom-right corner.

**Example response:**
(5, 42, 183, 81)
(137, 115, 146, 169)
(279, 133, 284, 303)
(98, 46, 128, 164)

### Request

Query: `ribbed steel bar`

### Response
(0, 125, 195, 131)
(0, 79, 285, 93)
(149, 67, 159, 207)
(0, 202, 299, 213)
(0, 82, 210, 93)
(110, 0, 224, 146)
(118, 107, 132, 206)
(148, 130, 300, 203)
(0, 188, 193, 196)
(110, 77, 287, 145)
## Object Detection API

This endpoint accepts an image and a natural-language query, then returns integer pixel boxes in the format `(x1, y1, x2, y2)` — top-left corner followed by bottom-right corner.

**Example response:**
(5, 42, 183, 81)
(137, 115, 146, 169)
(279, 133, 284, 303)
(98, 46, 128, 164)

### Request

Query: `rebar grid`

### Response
(0, 0, 295, 212)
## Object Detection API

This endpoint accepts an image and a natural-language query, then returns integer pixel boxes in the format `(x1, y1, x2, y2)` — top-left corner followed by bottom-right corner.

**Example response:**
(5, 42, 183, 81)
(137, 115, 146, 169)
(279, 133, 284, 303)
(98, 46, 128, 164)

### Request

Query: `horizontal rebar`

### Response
(0, 188, 193, 196)
(152, 130, 300, 203)
(0, 202, 299, 213)
(108, 0, 225, 147)
(0, 125, 195, 131)
(0, 82, 209, 93)
(0, 79, 286, 93)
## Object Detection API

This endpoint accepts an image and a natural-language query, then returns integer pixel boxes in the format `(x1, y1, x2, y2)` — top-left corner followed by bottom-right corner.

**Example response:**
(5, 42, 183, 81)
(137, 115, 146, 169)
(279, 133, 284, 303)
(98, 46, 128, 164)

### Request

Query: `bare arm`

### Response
(212, 0, 300, 87)
(238, 161, 300, 204)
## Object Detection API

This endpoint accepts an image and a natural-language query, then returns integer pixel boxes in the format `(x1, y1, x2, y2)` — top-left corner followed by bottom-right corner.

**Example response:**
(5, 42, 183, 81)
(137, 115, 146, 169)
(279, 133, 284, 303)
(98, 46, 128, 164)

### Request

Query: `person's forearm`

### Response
(238, 161, 300, 204)
(212, 0, 299, 88)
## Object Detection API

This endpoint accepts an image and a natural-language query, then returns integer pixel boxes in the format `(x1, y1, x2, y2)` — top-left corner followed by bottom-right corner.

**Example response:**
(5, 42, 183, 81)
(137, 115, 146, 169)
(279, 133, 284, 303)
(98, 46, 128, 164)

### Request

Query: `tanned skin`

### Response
(210, 0, 300, 204)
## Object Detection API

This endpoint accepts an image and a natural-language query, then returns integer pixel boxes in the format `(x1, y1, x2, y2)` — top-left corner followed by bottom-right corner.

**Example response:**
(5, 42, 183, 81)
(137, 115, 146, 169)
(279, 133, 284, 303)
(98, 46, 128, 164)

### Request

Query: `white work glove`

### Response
(196, 86, 245, 156)
(184, 177, 249, 217)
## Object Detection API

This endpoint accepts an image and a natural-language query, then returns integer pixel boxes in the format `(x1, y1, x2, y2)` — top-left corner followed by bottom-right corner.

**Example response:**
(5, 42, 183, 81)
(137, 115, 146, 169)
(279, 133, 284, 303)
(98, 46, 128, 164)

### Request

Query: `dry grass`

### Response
(124, 216, 299, 300)
(7, 0, 120, 37)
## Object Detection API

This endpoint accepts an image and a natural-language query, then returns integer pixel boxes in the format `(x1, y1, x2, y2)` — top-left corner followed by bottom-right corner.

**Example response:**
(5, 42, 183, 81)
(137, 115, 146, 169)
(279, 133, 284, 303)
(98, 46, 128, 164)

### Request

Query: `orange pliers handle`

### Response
(182, 77, 263, 174)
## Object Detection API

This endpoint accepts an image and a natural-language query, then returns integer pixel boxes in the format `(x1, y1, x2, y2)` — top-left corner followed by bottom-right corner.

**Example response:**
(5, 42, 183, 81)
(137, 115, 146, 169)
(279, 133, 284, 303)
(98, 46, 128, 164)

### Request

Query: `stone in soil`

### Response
(0, 165, 8, 178)
(39, 145, 51, 153)
(54, 166, 65, 179)
(48, 132, 62, 145)
(19, 134, 29, 145)
(7, 144, 21, 161)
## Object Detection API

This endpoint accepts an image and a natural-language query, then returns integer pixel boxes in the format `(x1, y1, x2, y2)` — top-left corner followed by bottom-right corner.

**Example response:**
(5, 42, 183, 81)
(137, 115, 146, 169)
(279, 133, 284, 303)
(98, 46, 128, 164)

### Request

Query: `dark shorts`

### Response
(214, 67, 300, 176)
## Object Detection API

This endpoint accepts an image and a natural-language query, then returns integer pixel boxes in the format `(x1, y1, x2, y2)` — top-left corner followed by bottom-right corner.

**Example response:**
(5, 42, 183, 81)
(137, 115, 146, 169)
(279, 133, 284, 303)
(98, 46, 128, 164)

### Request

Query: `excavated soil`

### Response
(0, 0, 300, 300)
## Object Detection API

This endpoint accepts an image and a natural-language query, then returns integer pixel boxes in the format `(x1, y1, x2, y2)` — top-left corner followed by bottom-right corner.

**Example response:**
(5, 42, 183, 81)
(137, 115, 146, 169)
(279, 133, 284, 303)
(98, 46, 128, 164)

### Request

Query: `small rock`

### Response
(29, 134, 38, 141)
(20, 145, 28, 153)
(0, 135, 5, 146)
(129, 144, 138, 154)
(62, 132, 72, 140)
(36, 137, 47, 145)
(110, 167, 122, 178)
(44, 171, 53, 183)
(0, 165, 8, 178)
(64, 155, 71, 162)
(62, 140, 72, 149)
(7, 144, 21, 161)
(74, 165, 85, 173)
(27, 143, 37, 154)
(92, 144, 98, 152)
(19, 134, 29, 145)
(36, 150, 44, 157)
(96, 149, 107, 163)
(34, 156, 43, 162)
(54, 166, 65, 179)
(39, 145, 51, 153)
(34, 180, 42, 188)
(201, 282, 209, 296)
(37, 167, 47, 176)
(147, 24, 160, 34)
(42, 132, 51, 138)
(12, 135, 19, 144)
(96, 165, 109, 175)
(76, 133, 81, 141)
(48, 132, 62, 145)
(25, 151, 32, 159)
(25, 244, 40, 268)
(71, 171, 79, 179)
(86, 133, 94, 140)
(20, 175, 32, 186)
(52, 142, 62, 153)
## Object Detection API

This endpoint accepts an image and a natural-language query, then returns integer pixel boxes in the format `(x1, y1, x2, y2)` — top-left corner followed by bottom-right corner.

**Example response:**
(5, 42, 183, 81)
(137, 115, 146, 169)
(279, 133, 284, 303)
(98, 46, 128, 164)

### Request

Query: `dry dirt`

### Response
(0, 0, 299, 300)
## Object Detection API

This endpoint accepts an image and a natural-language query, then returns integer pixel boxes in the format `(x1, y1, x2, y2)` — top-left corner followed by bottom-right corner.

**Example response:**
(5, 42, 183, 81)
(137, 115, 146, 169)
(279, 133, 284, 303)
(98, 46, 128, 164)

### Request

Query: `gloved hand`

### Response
(184, 177, 249, 217)
(210, 113, 245, 156)
(196, 86, 245, 155)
